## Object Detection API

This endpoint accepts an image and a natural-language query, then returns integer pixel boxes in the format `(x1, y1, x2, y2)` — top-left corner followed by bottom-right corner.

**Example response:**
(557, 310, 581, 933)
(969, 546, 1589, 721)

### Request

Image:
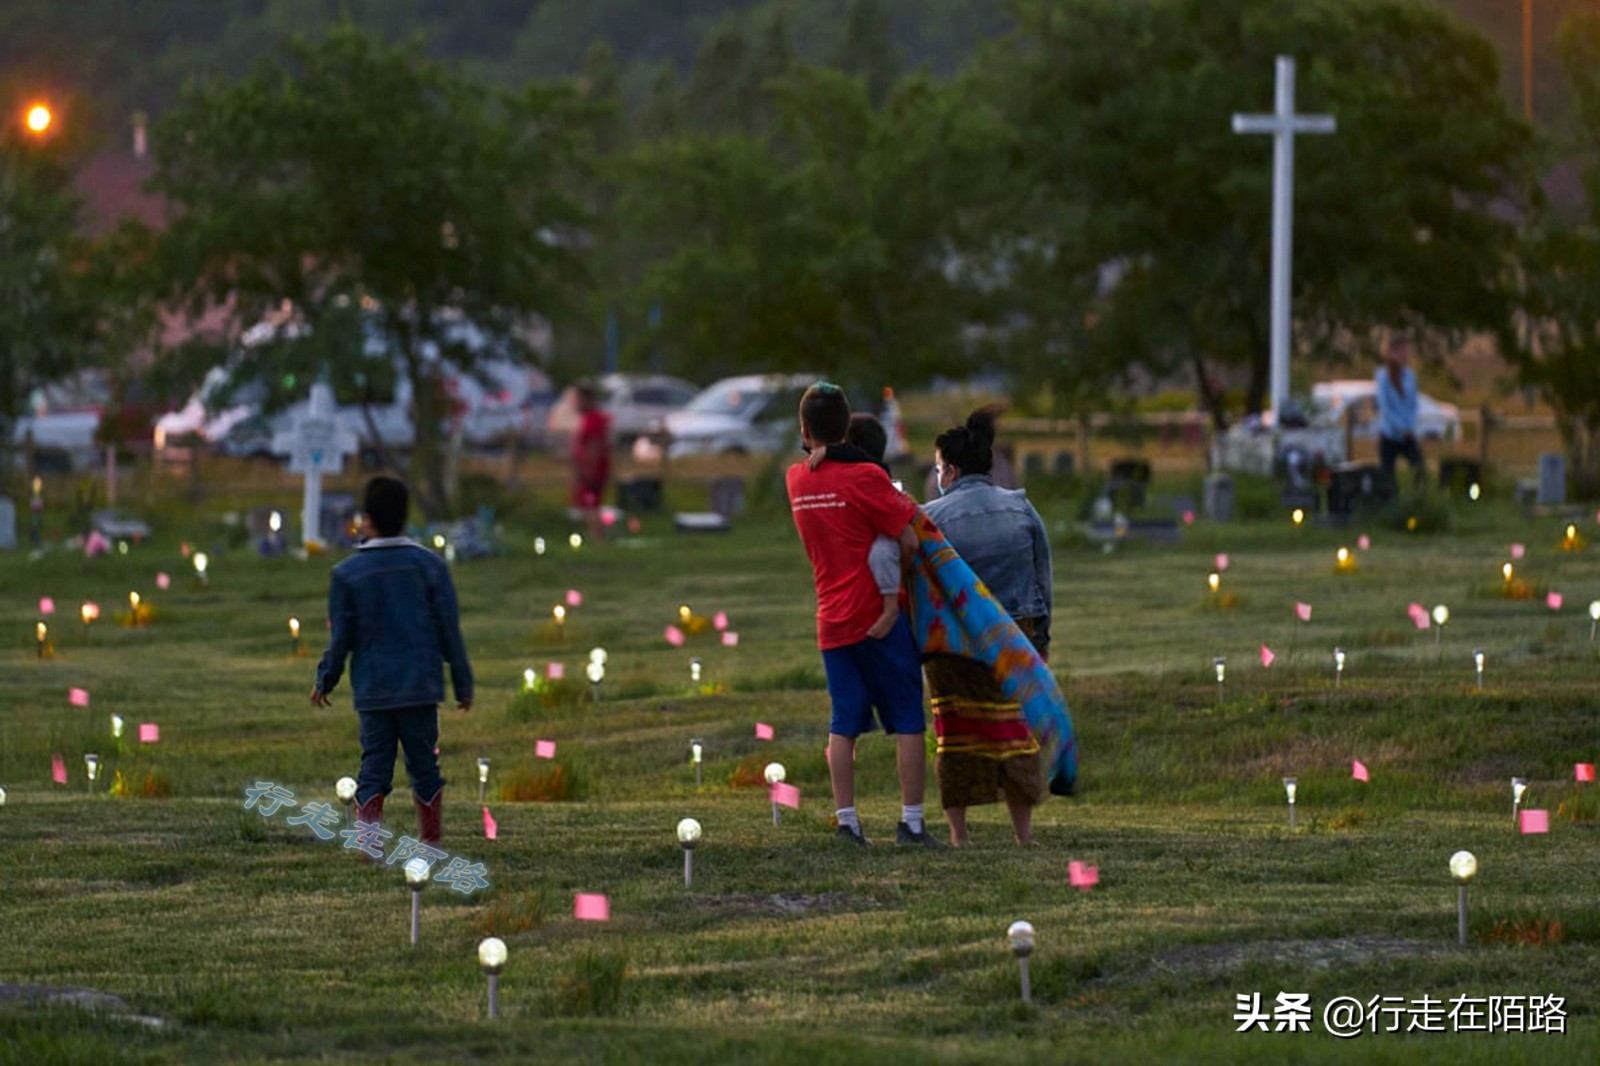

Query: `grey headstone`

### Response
(1538, 453, 1566, 506)
(0, 497, 14, 550)
(1203, 474, 1235, 522)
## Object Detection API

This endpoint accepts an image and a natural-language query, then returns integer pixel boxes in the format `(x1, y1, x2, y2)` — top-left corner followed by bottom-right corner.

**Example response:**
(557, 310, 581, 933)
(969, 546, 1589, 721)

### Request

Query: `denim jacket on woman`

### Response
(314, 537, 474, 712)
(922, 474, 1053, 653)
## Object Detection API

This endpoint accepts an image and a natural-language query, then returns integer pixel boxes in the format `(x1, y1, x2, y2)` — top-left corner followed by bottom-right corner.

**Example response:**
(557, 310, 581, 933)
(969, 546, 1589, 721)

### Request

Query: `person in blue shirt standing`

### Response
(1375, 333, 1423, 489)
(312, 476, 473, 846)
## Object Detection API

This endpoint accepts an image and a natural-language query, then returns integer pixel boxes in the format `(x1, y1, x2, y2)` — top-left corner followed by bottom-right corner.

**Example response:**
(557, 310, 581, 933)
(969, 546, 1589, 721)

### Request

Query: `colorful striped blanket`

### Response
(907, 512, 1078, 796)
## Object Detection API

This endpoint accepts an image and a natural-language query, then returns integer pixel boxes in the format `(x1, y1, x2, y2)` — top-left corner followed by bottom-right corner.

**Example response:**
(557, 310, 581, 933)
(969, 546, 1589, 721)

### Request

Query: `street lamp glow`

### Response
(25, 104, 51, 134)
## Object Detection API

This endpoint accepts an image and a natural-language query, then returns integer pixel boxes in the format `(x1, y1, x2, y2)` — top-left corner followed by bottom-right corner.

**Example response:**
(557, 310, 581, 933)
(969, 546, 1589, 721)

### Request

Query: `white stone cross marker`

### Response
(272, 383, 358, 549)
(1232, 56, 1336, 427)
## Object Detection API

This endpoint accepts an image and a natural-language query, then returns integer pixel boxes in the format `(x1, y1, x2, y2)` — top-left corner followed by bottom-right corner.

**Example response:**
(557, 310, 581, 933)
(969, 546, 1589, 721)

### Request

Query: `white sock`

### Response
(902, 804, 924, 834)
(836, 806, 860, 832)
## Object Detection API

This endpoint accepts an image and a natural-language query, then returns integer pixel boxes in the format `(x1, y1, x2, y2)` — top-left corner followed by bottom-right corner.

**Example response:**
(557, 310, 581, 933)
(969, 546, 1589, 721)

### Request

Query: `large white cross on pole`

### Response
(1232, 56, 1336, 427)
(272, 383, 358, 550)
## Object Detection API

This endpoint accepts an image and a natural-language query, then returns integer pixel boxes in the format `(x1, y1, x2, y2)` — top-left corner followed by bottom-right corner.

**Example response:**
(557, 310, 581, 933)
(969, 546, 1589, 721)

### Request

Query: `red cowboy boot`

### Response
(353, 793, 385, 864)
(415, 789, 443, 845)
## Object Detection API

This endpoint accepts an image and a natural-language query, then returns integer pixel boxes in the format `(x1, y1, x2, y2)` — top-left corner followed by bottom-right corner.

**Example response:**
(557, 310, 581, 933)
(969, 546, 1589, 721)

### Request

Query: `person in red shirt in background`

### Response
(571, 381, 611, 541)
(786, 382, 941, 849)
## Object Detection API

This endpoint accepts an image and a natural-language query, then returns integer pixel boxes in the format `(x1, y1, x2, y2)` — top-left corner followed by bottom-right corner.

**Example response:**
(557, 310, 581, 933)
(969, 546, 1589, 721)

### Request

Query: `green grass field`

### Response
(3, 481, 1600, 1064)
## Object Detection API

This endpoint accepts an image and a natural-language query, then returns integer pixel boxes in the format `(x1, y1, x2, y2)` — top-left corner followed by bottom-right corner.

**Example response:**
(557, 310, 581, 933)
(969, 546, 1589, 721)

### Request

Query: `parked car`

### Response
(9, 370, 114, 472)
(632, 373, 816, 461)
(1310, 379, 1461, 441)
(546, 373, 699, 447)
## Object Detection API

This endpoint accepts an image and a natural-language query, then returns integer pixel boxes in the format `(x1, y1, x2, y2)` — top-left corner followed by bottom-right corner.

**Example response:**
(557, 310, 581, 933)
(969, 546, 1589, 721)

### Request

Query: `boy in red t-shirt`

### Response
(787, 382, 941, 848)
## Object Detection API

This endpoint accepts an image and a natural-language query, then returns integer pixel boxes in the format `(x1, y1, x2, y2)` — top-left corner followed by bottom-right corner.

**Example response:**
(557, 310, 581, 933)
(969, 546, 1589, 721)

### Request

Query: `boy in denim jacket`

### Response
(312, 476, 473, 844)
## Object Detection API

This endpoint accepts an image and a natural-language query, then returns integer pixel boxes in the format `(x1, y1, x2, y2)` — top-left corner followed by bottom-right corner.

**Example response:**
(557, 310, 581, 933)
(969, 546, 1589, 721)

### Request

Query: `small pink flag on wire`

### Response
(1547, 591, 1563, 611)
(69, 688, 89, 707)
(1511, 543, 1526, 560)
(52, 754, 67, 784)
(1294, 602, 1312, 622)
(483, 806, 498, 840)
(1519, 809, 1550, 834)
(546, 662, 565, 680)
(535, 739, 556, 759)
(1352, 759, 1370, 782)
(1576, 763, 1596, 783)
(770, 781, 801, 809)
(1068, 860, 1099, 890)
(721, 631, 739, 647)
(139, 723, 159, 744)
(1357, 534, 1371, 551)
(1214, 553, 1230, 572)
(574, 893, 610, 921)
(156, 572, 171, 590)
(39, 597, 55, 616)
(755, 722, 774, 741)
(565, 589, 582, 607)
(1260, 645, 1275, 668)
(664, 625, 685, 647)
(713, 611, 729, 631)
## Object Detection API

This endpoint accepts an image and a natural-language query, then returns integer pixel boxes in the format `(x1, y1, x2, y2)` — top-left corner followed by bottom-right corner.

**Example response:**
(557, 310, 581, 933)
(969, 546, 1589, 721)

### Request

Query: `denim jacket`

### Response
(923, 475, 1053, 652)
(314, 538, 474, 712)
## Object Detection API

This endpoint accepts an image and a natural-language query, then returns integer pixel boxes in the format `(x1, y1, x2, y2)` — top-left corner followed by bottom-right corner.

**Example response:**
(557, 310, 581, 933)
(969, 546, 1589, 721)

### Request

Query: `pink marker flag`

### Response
(755, 722, 774, 741)
(1295, 602, 1312, 622)
(1519, 809, 1550, 835)
(1352, 759, 1370, 782)
(69, 688, 89, 707)
(535, 739, 557, 759)
(713, 611, 729, 631)
(39, 597, 55, 616)
(1260, 644, 1275, 668)
(1576, 763, 1596, 783)
(1068, 860, 1100, 890)
(1357, 534, 1371, 551)
(1511, 543, 1526, 560)
(1182, 510, 1195, 526)
(483, 806, 498, 840)
(1214, 553, 1230, 572)
(770, 781, 801, 809)
(664, 625, 685, 647)
(52, 753, 67, 784)
(1547, 591, 1563, 611)
(565, 589, 582, 607)
(574, 893, 610, 921)
(546, 662, 565, 680)
(721, 631, 739, 647)
(1411, 609, 1431, 630)
(139, 723, 159, 744)
(156, 572, 171, 590)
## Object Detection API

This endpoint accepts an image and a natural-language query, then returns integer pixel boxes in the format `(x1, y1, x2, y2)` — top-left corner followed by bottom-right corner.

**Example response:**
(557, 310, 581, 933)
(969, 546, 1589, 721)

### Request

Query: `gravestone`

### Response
(1538, 453, 1566, 506)
(616, 477, 662, 513)
(0, 497, 15, 550)
(1203, 473, 1235, 522)
(709, 477, 746, 518)
(1327, 463, 1387, 515)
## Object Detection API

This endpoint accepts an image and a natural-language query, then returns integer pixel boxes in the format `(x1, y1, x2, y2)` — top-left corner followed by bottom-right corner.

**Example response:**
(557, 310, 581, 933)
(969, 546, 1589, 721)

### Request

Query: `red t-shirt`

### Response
(787, 460, 917, 650)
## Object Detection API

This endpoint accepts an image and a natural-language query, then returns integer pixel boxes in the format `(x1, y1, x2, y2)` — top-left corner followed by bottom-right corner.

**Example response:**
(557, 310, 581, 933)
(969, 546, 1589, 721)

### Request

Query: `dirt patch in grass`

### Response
(701, 892, 875, 917)
(1136, 935, 1443, 979)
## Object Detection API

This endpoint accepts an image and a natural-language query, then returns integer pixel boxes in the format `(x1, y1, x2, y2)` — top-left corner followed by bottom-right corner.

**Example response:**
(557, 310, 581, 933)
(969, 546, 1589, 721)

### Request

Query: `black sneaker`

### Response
(836, 824, 870, 847)
(896, 821, 945, 849)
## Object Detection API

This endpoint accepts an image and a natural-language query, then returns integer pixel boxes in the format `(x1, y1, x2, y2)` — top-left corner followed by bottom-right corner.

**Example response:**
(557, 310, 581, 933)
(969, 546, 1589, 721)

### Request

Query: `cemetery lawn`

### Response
(3, 497, 1600, 1063)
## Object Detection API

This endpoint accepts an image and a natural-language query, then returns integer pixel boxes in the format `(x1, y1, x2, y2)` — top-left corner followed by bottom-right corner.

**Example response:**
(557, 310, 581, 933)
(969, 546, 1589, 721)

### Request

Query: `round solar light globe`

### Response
(1007, 920, 1035, 953)
(677, 818, 702, 845)
(404, 857, 432, 885)
(335, 777, 357, 803)
(763, 762, 786, 785)
(478, 937, 507, 970)
(1449, 851, 1477, 883)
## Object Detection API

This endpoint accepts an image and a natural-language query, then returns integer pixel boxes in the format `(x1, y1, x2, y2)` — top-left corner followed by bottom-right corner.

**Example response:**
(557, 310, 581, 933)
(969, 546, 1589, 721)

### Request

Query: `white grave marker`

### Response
(1233, 56, 1336, 426)
(271, 384, 358, 549)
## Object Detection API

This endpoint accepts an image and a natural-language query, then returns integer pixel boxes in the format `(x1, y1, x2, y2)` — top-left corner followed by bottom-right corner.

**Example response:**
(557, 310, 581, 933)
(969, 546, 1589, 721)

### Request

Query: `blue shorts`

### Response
(821, 614, 925, 738)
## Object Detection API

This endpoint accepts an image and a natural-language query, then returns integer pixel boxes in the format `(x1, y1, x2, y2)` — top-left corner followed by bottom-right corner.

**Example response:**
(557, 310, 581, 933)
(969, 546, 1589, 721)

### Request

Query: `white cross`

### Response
(1232, 56, 1336, 427)
(271, 383, 358, 549)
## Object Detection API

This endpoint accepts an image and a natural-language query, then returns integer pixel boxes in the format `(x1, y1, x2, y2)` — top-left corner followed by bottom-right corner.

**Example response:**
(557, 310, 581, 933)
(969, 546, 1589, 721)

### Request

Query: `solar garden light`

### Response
(690, 657, 703, 686)
(1213, 656, 1226, 702)
(764, 762, 787, 825)
(193, 552, 209, 586)
(522, 667, 536, 691)
(111, 714, 124, 740)
(1007, 920, 1036, 1005)
(405, 857, 432, 946)
(588, 648, 607, 701)
(84, 753, 100, 788)
(1431, 604, 1449, 648)
(129, 591, 141, 613)
(1589, 600, 1600, 642)
(1283, 777, 1297, 830)
(478, 937, 507, 1019)
(1333, 647, 1345, 688)
(35, 620, 47, 659)
(1474, 649, 1485, 690)
(1449, 851, 1477, 948)
(552, 604, 566, 636)
(677, 817, 701, 888)
(1501, 561, 1514, 588)
(1207, 571, 1220, 595)
(534, 536, 546, 556)
(336, 776, 357, 823)
(288, 617, 301, 656)
(0, 786, 7, 807)
(80, 601, 100, 634)
(1512, 777, 1528, 827)
(1291, 508, 1305, 527)
(690, 738, 704, 786)
(568, 533, 583, 550)
(477, 757, 491, 804)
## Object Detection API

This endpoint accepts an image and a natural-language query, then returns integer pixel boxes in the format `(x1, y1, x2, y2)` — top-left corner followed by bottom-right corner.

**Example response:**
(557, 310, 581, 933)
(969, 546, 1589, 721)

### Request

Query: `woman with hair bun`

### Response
(921, 406, 1055, 846)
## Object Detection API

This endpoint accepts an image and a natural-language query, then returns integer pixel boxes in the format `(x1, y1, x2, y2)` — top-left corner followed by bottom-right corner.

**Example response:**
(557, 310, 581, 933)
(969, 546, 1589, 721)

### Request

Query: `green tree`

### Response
(834, 0, 899, 108)
(988, 0, 1529, 425)
(145, 24, 590, 514)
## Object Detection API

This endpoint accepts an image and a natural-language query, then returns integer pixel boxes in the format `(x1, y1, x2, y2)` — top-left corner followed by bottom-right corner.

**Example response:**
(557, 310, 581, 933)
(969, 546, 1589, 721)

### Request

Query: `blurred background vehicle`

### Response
(546, 372, 698, 448)
(1310, 380, 1462, 441)
(632, 373, 815, 461)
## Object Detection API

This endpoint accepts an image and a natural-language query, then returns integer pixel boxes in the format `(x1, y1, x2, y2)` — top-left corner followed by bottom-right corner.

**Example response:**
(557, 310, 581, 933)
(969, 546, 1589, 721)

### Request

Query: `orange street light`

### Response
(25, 103, 53, 134)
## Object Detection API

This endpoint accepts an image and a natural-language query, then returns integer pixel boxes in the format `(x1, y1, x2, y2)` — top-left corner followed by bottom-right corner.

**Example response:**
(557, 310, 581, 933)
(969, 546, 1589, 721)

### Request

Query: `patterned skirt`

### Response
(927, 617, 1045, 811)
